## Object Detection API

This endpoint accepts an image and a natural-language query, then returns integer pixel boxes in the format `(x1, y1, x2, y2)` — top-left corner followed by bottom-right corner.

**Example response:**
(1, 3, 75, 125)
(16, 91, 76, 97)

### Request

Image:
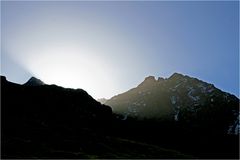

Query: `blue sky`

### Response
(1, 1, 239, 98)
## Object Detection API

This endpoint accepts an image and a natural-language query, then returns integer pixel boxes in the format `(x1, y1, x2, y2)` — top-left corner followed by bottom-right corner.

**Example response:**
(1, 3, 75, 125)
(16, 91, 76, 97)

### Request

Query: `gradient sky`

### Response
(1, 1, 239, 99)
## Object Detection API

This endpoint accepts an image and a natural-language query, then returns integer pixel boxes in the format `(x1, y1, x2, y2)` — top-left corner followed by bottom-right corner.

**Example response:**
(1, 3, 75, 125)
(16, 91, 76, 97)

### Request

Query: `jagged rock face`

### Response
(24, 77, 45, 86)
(106, 73, 239, 134)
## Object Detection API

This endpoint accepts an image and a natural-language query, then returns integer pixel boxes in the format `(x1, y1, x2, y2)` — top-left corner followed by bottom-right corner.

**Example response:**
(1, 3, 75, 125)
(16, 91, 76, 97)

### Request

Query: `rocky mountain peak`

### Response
(169, 72, 185, 80)
(106, 73, 239, 135)
(144, 76, 156, 81)
(157, 77, 165, 82)
(137, 76, 157, 88)
(24, 77, 45, 86)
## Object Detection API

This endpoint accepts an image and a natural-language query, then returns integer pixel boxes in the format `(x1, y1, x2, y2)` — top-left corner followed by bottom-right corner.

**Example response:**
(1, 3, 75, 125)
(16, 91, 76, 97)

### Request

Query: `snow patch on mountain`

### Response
(170, 96, 177, 105)
(170, 95, 181, 121)
(122, 113, 129, 120)
(187, 87, 200, 101)
(228, 111, 240, 135)
(174, 110, 180, 121)
(207, 88, 214, 93)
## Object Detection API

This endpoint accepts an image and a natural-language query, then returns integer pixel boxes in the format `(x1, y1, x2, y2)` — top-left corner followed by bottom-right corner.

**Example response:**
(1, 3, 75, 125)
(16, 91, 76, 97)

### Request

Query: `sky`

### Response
(1, 1, 239, 99)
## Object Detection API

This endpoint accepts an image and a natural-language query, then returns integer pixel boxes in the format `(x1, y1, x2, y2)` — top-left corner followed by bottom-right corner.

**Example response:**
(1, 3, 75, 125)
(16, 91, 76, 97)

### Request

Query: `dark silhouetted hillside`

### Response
(1, 76, 113, 158)
(1, 75, 239, 159)
(1, 76, 192, 159)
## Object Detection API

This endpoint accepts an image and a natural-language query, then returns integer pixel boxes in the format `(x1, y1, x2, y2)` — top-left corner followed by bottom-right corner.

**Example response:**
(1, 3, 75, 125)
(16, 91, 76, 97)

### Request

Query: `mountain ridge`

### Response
(1, 74, 239, 158)
(105, 72, 239, 134)
(24, 76, 45, 86)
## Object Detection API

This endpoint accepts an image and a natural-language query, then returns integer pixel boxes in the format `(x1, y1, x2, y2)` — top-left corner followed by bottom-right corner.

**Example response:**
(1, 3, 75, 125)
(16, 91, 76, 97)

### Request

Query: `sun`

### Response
(21, 46, 118, 99)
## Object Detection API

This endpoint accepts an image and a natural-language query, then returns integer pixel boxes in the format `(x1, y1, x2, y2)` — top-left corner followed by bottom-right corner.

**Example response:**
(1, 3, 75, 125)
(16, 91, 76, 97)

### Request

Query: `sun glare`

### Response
(19, 46, 117, 99)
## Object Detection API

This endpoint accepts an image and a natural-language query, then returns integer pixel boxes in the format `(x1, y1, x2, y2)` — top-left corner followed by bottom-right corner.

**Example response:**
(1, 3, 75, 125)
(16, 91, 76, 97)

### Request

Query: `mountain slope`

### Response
(1, 75, 239, 158)
(2, 76, 112, 127)
(97, 98, 108, 104)
(105, 73, 239, 134)
(1, 76, 113, 158)
(2, 76, 198, 159)
(23, 76, 45, 86)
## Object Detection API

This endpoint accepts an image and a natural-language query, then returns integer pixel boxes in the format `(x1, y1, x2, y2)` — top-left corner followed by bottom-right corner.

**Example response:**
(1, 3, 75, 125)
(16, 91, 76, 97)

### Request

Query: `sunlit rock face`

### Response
(137, 76, 157, 88)
(106, 73, 239, 134)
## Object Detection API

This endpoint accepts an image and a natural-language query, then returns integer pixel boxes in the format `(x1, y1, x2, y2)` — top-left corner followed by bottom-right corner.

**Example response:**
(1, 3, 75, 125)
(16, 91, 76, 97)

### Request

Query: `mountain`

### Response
(106, 73, 239, 134)
(1, 75, 239, 158)
(24, 76, 45, 86)
(2, 75, 112, 132)
(3, 76, 192, 159)
(1, 76, 114, 158)
(97, 98, 108, 104)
